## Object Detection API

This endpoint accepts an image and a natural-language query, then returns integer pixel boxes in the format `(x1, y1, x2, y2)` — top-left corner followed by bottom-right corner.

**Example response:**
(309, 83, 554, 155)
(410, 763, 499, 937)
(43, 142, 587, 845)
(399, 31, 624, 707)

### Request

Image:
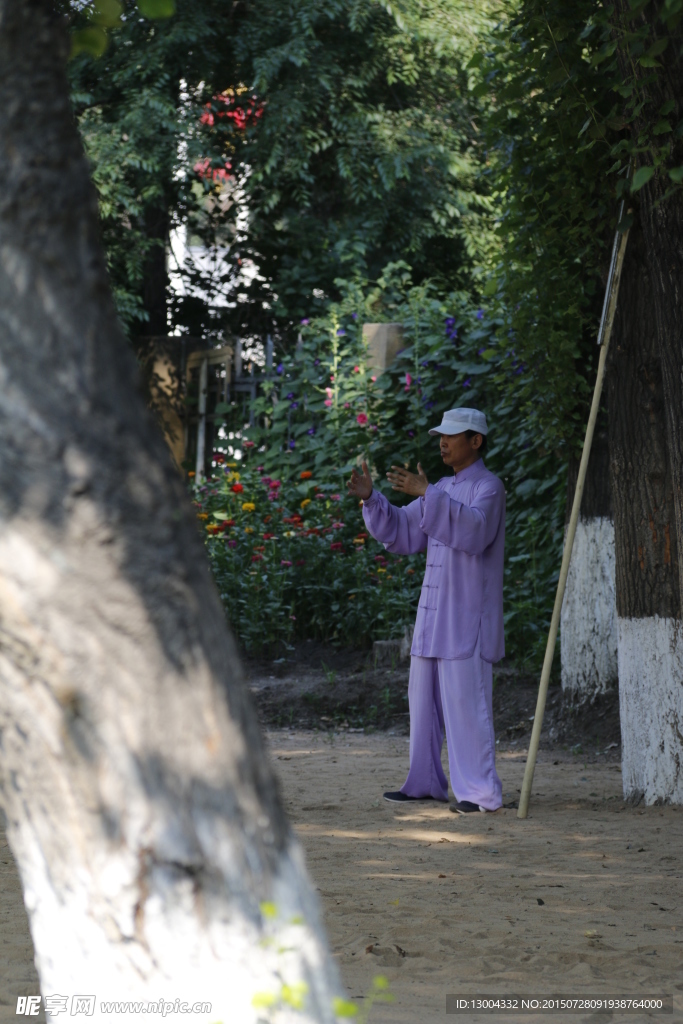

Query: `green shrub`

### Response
(193, 462, 424, 656)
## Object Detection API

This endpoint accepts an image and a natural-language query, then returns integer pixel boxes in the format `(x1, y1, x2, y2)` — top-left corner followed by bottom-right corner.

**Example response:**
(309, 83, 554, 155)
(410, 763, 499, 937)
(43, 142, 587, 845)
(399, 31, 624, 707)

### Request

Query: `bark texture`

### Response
(607, 218, 682, 804)
(607, 221, 680, 621)
(565, 422, 612, 524)
(0, 1, 338, 1015)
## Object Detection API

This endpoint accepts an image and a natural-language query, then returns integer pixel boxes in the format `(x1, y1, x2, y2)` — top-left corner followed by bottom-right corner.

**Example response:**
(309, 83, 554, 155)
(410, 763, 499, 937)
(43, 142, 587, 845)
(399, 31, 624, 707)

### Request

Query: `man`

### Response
(347, 407, 504, 814)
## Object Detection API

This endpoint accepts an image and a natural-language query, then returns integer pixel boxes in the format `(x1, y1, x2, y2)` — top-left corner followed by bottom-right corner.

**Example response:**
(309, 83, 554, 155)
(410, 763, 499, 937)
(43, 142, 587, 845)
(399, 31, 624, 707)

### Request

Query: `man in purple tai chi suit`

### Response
(347, 407, 504, 815)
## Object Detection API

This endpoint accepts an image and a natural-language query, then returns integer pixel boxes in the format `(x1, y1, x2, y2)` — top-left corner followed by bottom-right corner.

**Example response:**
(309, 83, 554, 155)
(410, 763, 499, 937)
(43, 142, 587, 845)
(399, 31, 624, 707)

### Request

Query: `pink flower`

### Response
(353, 365, 360, 373)
(243, 440, 255, 448)
(404, 373, 412, 392)
(267, 493, 277, 501)
(281, 560, 292, 567)
(325, 387, 333, 398)
(324, 399, 333, 407)
(344, 402, 351, 408)
(261, 475, 272, 485)
(371, 375, 377, 382)
(356, 412, 368, 426)
(269, 480, 281, 490)
(330, 494, 341, 501)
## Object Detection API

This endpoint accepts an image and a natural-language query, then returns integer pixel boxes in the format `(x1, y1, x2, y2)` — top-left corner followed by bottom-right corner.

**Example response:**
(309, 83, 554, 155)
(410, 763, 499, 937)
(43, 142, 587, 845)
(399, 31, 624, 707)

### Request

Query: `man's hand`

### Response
(347, 461, 373, 501)
(386, 463, 429, 497)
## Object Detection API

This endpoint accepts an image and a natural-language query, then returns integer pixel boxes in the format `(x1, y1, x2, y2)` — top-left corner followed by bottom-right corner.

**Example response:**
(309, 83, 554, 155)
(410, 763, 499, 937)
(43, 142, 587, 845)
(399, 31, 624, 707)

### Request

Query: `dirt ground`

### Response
(246, 641, 622, 757)
(269, 731, 683, 1023)
(1, 652, 681, 1023)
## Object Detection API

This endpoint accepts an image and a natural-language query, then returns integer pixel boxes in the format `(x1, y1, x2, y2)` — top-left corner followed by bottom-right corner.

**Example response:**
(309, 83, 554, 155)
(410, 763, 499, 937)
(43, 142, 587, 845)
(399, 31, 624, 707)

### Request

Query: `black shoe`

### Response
(383, 791, 436, 803)
(450, 799, 488, 814)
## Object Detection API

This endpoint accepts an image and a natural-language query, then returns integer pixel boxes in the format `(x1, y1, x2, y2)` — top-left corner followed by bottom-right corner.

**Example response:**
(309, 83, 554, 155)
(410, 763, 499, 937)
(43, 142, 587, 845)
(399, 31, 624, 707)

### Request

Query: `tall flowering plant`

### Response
(192, 458, 425, 655)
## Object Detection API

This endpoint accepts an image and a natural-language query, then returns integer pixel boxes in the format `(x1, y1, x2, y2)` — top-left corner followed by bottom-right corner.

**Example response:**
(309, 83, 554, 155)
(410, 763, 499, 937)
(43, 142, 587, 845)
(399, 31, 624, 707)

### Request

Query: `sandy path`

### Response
(268, 731, 683, 1023)
(1, 734, 682, 1023)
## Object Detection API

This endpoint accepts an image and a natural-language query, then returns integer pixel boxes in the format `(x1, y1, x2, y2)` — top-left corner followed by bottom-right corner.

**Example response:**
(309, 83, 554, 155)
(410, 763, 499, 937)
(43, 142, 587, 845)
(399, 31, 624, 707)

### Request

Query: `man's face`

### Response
(439, 430, 483, 469)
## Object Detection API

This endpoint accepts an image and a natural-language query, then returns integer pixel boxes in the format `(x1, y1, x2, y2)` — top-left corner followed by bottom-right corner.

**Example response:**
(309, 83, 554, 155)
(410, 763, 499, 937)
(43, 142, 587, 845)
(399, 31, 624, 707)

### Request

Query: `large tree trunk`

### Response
(610, 3, 683, 806)
(560, 426, 618, 699)
(0, 2, 339, 1017)
(608, 220, 682, 805)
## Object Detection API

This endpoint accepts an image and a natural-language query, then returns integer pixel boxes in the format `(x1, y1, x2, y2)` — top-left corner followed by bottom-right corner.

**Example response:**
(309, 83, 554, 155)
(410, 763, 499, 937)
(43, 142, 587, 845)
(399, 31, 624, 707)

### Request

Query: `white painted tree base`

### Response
(561, 517, 618, 697)
(618, 616, 683, 805)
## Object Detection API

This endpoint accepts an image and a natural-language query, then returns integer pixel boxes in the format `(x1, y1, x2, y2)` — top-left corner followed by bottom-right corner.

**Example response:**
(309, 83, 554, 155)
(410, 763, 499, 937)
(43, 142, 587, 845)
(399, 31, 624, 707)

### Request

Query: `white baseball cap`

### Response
(428, 407, 488, 436)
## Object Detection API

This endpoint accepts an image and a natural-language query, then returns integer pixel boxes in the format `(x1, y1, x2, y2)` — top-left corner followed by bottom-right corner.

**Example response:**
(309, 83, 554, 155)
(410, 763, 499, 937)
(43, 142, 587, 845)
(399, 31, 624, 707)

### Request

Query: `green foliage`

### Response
(221, 0, 500, 329)
(69, 0, 234, 335)
(70, 0, 499, 341)
(479, 0, 683, 458)
(193, 461, 425, 656)
(478, 0, 620, 455)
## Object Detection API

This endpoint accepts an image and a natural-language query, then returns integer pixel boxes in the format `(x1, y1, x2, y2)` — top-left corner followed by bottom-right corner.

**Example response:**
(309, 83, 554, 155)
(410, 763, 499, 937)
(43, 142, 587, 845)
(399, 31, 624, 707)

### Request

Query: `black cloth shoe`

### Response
(383, 791, 436, 803)
(450, 799, 488, 814)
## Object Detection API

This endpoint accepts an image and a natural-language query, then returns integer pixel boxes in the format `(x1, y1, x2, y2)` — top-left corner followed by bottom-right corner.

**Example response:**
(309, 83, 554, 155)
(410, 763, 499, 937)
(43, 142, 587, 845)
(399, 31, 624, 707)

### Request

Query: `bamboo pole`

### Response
(517, 220, 630, 820)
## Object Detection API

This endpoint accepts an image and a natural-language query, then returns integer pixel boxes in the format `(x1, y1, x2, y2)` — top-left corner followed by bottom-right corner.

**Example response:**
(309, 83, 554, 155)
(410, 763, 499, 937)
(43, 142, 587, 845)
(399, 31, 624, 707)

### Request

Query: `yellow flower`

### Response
(226, 471, 240, 483)
(242, 502, 256, 512)
(376, 567, 387, 573)
(244, 527, 254, 534)
(300, 498, 311, 508)
(226, 462, 237, 468)
(353, 537, 365, 544)
(197, 512, 209, 521)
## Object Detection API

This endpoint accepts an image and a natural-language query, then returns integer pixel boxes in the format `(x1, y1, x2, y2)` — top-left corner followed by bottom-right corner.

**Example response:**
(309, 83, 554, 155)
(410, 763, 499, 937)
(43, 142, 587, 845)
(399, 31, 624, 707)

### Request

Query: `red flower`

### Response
(296, 559, 306, 566)
(231, 483, 244, 493)
(251, 554, 263, 562)
(253, 545, 265, 552)
(330, 542, 344, 552)
(356, 412, 368, 426)
(300, 470, 313, 480)
(243, 440, 255, 448)
(214, 453, 225, 464)
(263, 533, 276, 540)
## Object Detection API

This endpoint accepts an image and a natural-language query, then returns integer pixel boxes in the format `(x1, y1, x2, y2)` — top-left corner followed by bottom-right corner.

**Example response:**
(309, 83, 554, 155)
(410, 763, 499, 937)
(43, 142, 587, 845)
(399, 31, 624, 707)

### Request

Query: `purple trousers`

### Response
(400, 635, 502, 810)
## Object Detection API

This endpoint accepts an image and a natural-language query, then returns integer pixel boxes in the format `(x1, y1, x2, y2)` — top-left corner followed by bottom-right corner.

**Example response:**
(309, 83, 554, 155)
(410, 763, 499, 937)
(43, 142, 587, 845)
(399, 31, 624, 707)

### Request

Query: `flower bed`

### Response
(192, 460, 424, 655)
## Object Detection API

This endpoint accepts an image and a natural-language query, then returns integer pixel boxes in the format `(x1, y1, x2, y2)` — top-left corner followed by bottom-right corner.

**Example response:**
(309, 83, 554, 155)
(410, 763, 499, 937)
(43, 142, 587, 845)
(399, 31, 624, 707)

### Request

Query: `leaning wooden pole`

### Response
(517, 216, 630, 820)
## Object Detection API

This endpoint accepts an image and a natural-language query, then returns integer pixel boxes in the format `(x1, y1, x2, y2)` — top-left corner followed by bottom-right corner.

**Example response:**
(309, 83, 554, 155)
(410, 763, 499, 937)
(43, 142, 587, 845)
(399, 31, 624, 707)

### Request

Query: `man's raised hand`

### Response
(347, 461, 373, 501)
(386, 462, 429, 497)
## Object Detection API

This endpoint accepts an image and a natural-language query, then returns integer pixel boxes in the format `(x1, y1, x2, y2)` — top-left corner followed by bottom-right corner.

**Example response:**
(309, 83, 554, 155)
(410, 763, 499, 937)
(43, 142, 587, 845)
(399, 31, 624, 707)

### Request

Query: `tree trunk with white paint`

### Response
(0, 2, 339, 1018)
(610, 4, 683, 805)
(560, 433, 618, 699)
(607, 218, 683, 806)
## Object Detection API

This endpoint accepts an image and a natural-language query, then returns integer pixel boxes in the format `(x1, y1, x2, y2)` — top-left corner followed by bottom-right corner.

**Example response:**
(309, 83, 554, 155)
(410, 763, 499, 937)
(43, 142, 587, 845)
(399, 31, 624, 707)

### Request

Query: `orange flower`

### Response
(300, 470, 313, 480)
(188, 471, 196, 478)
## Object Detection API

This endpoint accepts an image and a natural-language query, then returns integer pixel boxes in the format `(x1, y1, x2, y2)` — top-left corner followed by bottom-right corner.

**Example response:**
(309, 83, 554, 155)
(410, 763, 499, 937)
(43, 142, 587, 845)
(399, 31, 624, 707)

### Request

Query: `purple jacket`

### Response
(362, 459, 505, 662)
